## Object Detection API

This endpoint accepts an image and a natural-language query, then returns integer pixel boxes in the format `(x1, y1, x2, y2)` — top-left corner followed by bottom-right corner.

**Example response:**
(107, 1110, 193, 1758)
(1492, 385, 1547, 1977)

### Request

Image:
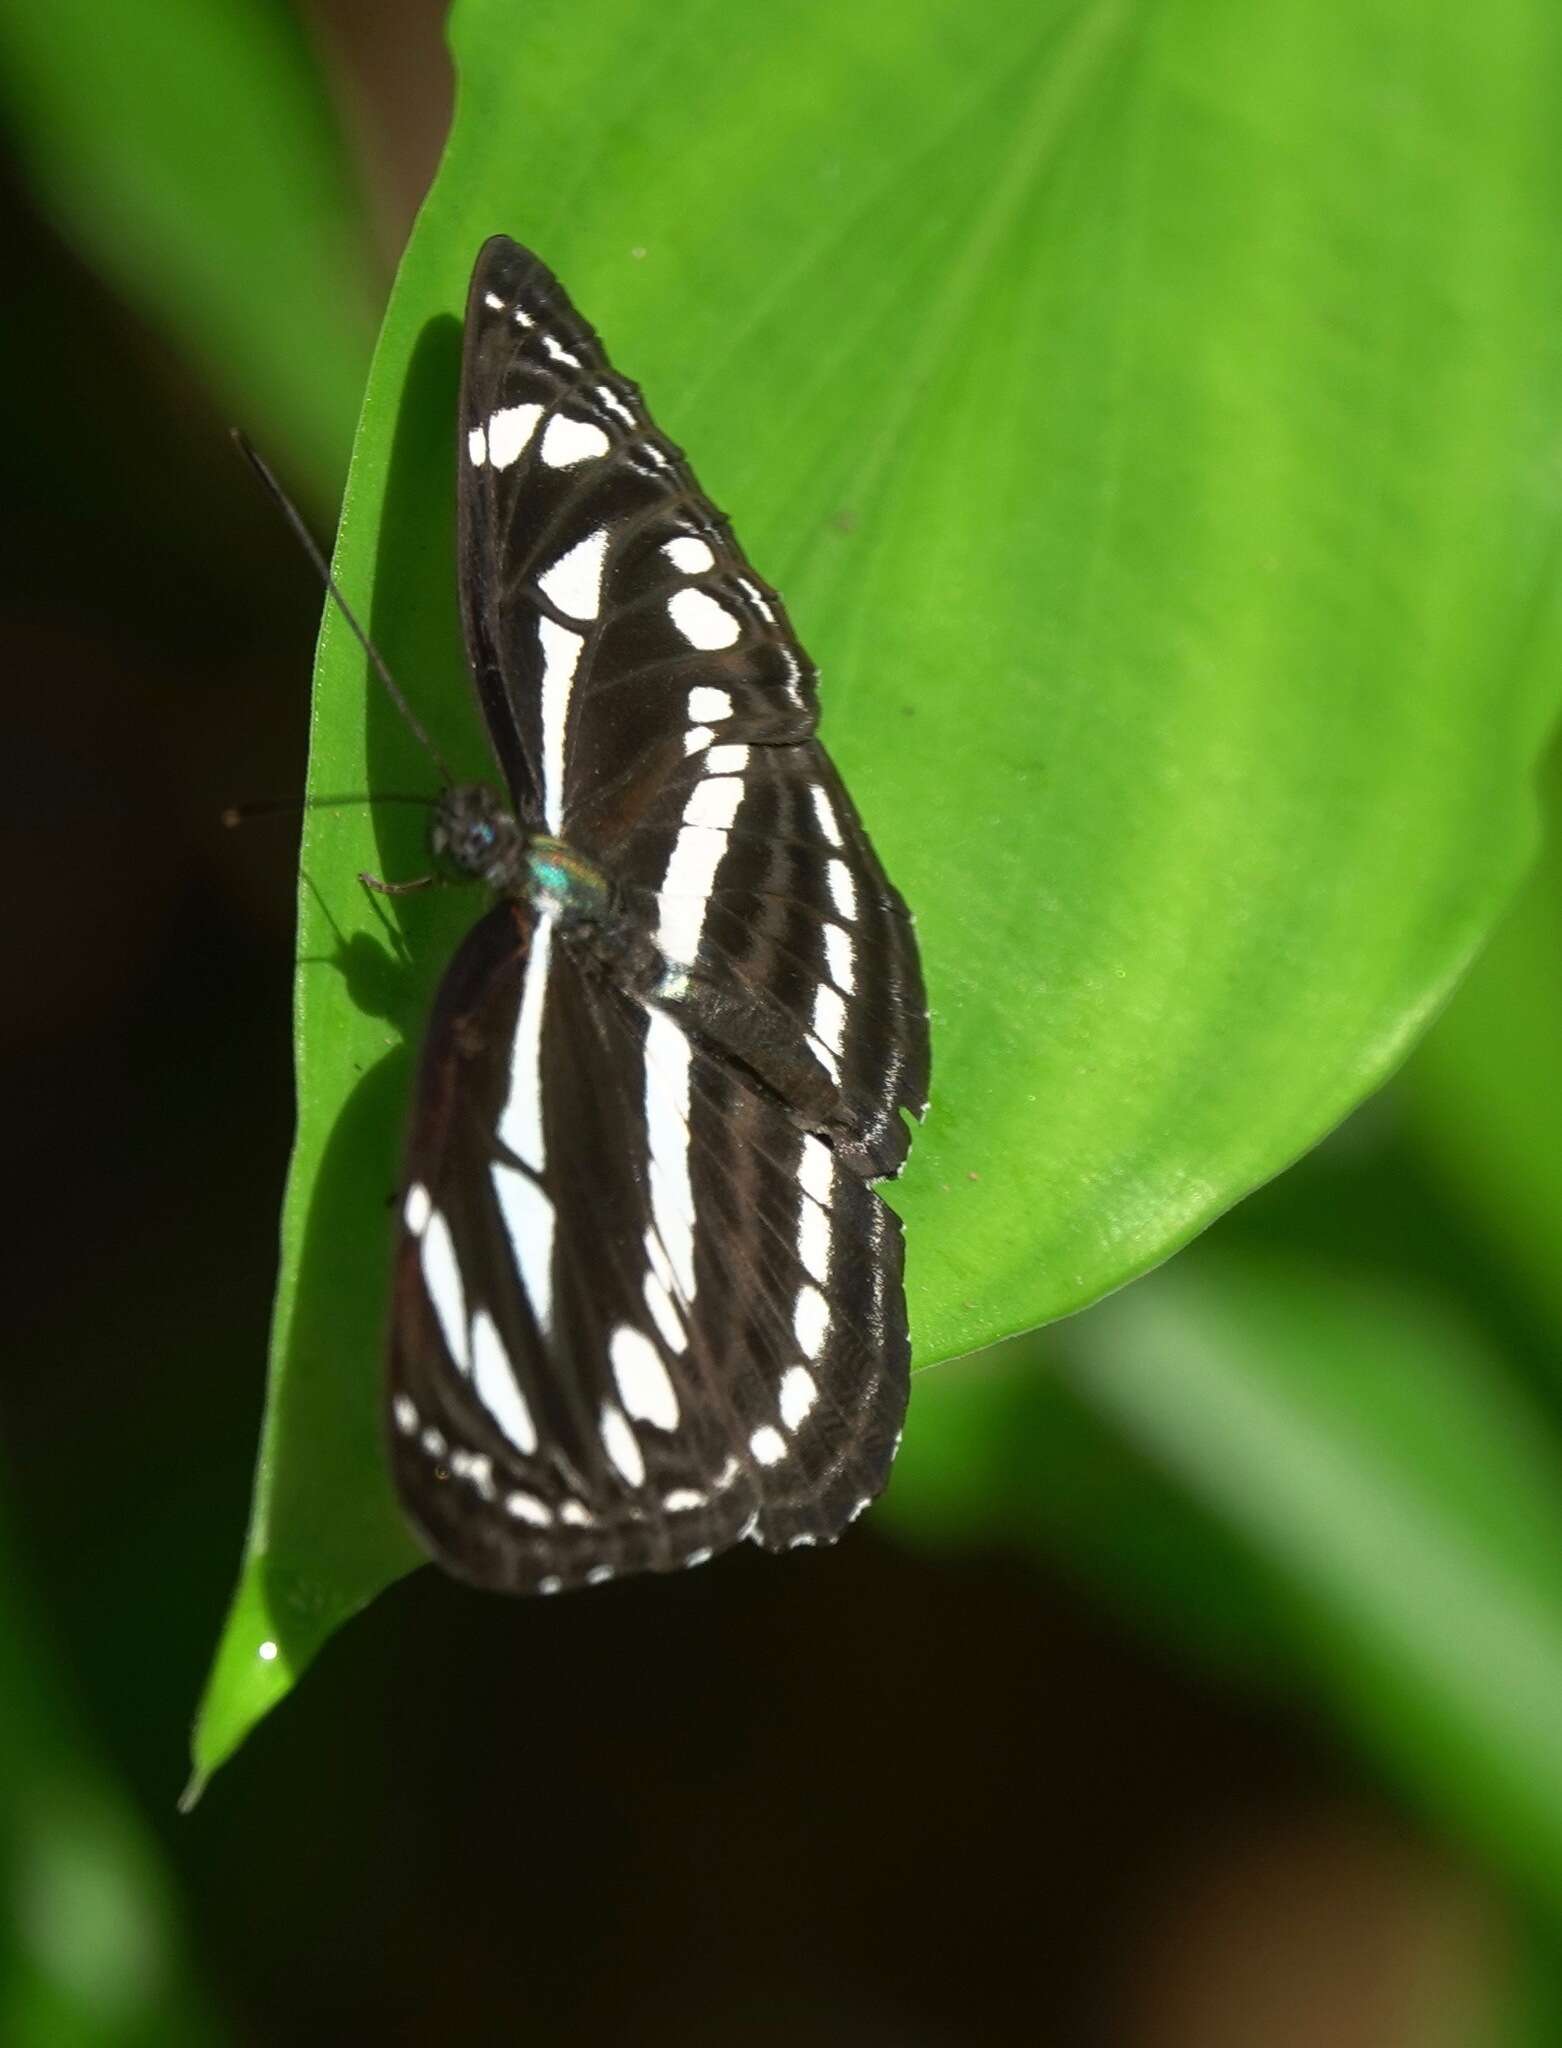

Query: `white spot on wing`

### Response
(492, 1162, 556, 1337)
(793, 1284, 829, 1360)
(823, 923, 856, 993)
(586, 1565, 614, 1586)
(392, 1395, 418, 1436)
(668, 587, 741, 649)
(644, 1229, 677, 1298)
(811, 786, 844, 847)
(537, 621, 583, 833)
(597, 383, 636, 426)
(543, 334, 582, 368)
(611, 1324, 680, 1429)
(798, 1197, 831, 1285)
(688, 685, 732, 722)
(642, 1011, 696, 1300)
(505, 1491, 552, 1526)
(483, 290, 504, 310)
(704, 744, 749, 775)
(643, 1268, 686, 1352)
(739, 577, 776, 622)
(451, 1450, 495, 1500)
(827, 858, 859, 921)
(780, 1364, 819, 1430)
(486, 402, 542, 470)
(403, 1183, 431, 1236)
(749, 1425, 787, 1467)
(560, 1501, 593, 1527)
(799, 1137, 833, 1208)
(420, 1209, 468, 1371)
(684, 724, 713, 755)
(685, 775, 745, 834)
(601, 1404, 646, 1487)
(812, 983, 847, 1059)
(541, 413, 611, 466)
(470, 1308, 538, 1453)
(467, 424, 487, 466)
(654, 775, 745, 964)
(776, 645, 805, 698)
(664, 534, 716, 574)
(498, 915, 553, 1170)
(663, 1488, 706, 1512)
(538, 525, 609, 621)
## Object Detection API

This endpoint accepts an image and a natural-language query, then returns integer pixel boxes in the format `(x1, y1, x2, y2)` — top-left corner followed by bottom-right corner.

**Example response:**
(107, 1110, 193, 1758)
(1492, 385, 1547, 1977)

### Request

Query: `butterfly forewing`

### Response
(392, 236, 928, 1592)
(458, 239, 818, 835)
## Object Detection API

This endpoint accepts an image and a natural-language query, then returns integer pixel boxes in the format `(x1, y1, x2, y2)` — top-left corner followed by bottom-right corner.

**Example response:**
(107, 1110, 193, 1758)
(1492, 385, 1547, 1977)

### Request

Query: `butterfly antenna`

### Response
(222, 793, 435, 827)
(232, 429, 455, 786)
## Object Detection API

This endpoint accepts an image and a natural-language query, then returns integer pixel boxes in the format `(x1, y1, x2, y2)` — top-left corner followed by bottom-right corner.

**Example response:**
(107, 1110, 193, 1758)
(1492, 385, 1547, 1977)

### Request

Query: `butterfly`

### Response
(380, 237, 928, 1593)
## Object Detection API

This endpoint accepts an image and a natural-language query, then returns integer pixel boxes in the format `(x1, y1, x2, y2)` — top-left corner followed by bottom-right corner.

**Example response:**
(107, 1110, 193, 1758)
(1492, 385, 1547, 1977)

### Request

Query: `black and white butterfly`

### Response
(383, 237, 929, 1594)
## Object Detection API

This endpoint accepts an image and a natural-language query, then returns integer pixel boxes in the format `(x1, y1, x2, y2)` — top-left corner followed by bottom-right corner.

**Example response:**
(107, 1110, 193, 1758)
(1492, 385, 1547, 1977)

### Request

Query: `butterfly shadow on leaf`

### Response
(254, 309, 492, 1671)
(295, 868, 415, 1013)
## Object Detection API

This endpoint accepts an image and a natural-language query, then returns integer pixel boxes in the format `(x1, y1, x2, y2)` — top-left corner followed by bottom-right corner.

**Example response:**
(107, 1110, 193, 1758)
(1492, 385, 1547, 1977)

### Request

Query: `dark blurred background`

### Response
(1, 4, 1552, 2043)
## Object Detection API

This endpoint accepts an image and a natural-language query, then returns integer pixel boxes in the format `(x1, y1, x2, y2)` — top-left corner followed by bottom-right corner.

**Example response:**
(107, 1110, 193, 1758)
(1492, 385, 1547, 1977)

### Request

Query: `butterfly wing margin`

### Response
(457, 244, 550, 819)
(388, 904, 910, 1593)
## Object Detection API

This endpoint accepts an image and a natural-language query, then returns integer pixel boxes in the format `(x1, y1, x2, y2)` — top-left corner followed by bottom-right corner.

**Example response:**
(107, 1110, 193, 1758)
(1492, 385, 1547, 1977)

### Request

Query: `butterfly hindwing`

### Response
(389, 901, 908, 1592)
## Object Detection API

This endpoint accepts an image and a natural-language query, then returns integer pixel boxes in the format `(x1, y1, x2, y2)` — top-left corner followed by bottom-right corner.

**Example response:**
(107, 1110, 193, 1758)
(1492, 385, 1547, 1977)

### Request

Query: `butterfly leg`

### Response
(359, 869, 440, 896)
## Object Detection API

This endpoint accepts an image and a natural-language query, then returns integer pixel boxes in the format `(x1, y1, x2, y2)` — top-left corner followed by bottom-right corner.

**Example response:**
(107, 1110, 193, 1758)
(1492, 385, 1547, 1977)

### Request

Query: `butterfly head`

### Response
(429, 783, 525, 889)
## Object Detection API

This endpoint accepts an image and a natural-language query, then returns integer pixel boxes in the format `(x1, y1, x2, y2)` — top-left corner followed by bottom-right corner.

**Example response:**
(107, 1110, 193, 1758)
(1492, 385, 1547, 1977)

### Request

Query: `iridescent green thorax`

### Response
(524, 835, 611, 924)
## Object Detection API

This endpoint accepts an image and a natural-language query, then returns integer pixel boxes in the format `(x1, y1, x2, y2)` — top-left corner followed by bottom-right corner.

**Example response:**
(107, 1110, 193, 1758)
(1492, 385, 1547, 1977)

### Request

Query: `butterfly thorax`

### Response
(430, 784, 610, 927)
(430, 783, 858, 1151)
(520, 835, 613, 925)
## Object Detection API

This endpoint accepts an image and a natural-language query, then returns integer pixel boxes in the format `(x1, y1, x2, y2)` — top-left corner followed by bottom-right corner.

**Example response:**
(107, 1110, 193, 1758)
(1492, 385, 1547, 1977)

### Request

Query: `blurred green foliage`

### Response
(0, 1511, 219, 2046)
(0, 0, 375, 504)
(5, 0, 1562, 2008)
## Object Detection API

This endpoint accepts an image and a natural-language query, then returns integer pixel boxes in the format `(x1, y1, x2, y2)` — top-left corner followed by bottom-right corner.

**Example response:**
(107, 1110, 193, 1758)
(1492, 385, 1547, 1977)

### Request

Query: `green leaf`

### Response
(0, 0, 376, 498)
(193, 0, 1562, 1786)
(1067, 1252, 1562, 1913)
